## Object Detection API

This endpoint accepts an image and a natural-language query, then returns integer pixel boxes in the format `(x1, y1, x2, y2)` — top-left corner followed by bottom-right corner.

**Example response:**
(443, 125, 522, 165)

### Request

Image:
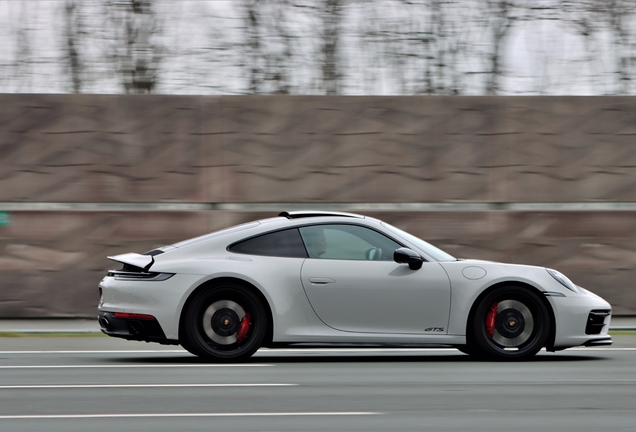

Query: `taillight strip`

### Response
(113, 313, 156, 320)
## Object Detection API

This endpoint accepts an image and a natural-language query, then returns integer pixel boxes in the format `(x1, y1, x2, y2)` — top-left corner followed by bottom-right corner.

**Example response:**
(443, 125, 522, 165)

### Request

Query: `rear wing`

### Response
(107, 253, 154, 272)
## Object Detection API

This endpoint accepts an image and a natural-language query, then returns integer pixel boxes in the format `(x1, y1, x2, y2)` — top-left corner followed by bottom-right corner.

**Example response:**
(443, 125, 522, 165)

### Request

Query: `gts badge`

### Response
(425, 327, 445, 332)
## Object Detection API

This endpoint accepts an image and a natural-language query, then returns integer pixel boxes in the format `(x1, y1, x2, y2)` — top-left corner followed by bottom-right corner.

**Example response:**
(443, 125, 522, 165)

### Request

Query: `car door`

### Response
(299, 224, 451, 334)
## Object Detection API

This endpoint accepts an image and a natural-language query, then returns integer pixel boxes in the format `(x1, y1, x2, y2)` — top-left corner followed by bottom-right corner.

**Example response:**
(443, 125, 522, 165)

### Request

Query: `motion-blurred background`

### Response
(1, 0, 635, 317)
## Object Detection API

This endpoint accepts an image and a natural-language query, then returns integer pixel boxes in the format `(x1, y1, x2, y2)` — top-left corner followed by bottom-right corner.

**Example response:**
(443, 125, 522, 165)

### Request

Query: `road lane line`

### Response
(0, 383, 293, 389)
(0, 364, 272, 369)
(568, 347, 636, 351)
(0, 350, 186, 354)
(0, 384, 295, 389)
(0, 348, 456, 354)
(256, 348, 464, 353)
(255, 347, 636, 353)
(0, 412, 381, 419)
(0, 347, 633, 356)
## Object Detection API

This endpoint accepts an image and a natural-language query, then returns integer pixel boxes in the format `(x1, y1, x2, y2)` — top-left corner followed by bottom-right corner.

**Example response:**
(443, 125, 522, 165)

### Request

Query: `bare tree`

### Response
(560, 0, 606, 93)
(243, 0, 265, 93)
(241, 0, 300, 94)
(482, 0, 518, 95)
(321, 0, 341, 95)
(12, 2, 33, 92)
(561, 0, 636, 94)
(355, 1, 419, 94)
(266, 0, 293, 94)
(356, 0, 472, 95)
(106, 0, 163, 94)
(1, 0, 635, 95)
(63, 0, 83, 93)
(423, 0, 472, 95)
(601, 0, 636, 94)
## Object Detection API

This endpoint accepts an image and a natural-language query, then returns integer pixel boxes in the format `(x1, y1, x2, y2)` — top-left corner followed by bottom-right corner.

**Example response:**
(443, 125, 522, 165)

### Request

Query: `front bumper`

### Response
(98, 311, 178, 345)
(550, 291, 613, 350)
(582, 336, 613, 347)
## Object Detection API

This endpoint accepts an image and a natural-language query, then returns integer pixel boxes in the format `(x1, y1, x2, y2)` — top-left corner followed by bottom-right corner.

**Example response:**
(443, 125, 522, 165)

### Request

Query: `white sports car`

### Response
(98, 211, 612, 361)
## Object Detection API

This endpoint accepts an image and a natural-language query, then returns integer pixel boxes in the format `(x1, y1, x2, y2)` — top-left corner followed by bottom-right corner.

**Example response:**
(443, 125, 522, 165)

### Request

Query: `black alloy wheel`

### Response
(182, 284, 267, 362)
(471, 286, 550, 360)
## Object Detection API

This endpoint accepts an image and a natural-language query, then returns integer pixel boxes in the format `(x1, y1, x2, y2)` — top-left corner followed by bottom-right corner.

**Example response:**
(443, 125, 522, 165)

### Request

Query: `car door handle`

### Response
(308, 277, 336, 285)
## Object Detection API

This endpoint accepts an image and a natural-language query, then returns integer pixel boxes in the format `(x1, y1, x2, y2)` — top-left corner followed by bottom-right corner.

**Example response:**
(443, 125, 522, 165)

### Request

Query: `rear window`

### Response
(229, 228, 308, 258)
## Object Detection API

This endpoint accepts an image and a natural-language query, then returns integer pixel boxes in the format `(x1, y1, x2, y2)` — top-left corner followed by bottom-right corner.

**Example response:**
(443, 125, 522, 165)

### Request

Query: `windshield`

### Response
(382, 223, 456, 262)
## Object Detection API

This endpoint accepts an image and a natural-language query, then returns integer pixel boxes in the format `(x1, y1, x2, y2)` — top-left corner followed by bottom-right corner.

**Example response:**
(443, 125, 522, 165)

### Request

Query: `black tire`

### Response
(471, 286, 550, 361)
(455, 337, 488, 359)
(179, 337, 203, 357)
(182, 283, 267, 362)
(455, 344, 476, 356)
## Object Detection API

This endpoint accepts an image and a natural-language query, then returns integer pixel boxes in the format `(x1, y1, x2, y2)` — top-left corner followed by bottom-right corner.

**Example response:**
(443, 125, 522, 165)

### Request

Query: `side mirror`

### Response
(394, 247, 424, 270)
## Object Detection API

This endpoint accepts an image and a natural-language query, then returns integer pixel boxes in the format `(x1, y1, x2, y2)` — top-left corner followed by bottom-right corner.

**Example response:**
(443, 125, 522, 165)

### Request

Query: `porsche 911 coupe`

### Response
(98, 211, 612, 361)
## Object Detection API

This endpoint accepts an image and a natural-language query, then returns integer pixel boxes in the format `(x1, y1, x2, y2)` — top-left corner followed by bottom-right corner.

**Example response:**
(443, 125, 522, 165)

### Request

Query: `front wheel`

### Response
(182, 284, 267, 362)
(471, 287, 550, 361)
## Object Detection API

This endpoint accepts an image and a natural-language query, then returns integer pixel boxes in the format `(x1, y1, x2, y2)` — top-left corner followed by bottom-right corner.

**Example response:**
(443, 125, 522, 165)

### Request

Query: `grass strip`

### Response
(0, 332, 107, 338)
(609, 330, 636, 336)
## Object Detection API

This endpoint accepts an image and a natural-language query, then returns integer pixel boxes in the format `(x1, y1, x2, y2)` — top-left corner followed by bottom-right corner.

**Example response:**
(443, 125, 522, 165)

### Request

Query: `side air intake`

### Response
(585, 310, 610, 335)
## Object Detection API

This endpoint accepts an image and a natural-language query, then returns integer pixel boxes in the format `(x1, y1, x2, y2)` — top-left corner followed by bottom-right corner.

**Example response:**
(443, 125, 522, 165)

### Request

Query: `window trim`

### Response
(227, 221, 433, 263)
(296, 222, 426, 262)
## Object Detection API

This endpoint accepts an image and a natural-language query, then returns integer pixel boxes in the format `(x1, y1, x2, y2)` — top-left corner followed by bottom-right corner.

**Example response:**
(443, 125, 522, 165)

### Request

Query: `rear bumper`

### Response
(98, 311, 178, 345)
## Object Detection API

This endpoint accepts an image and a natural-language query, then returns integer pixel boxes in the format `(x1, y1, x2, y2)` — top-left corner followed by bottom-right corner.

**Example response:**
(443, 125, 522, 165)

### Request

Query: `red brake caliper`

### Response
(485, 303, 499, 339)
(236, 313, 251, 344)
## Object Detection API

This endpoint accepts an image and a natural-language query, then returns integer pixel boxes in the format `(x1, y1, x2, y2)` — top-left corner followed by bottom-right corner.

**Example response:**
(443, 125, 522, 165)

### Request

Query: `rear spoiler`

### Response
(107, 253, 154, 272)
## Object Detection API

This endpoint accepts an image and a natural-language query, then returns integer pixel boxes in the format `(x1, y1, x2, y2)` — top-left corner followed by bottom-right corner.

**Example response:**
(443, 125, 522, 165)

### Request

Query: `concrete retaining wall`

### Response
(1, 95, 635, 316)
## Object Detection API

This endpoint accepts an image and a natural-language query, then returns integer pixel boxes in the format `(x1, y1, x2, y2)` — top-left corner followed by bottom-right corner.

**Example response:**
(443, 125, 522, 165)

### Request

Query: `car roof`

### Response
(278, 211, 365, 219)
(169, 212, 370, 250)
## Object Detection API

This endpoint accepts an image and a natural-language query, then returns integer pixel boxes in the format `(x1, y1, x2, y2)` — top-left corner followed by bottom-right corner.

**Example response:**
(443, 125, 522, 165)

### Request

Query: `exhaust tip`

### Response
(99, 316, 110, 330)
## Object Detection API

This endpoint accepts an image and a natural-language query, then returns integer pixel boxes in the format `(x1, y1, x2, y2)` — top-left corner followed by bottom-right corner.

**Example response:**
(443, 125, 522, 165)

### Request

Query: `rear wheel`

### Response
(471, 286, 550, 360)
(179, 336, 203, 357)
(182, 283, 267, 362)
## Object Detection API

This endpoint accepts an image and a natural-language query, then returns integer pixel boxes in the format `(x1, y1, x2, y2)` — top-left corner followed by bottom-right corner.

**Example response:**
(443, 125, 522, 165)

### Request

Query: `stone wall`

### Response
(1, 95, 635, 316)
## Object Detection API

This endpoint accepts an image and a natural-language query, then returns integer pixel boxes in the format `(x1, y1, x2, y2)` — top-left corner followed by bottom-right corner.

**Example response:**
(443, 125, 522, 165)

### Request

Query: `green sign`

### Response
(0, 212, 10, 226)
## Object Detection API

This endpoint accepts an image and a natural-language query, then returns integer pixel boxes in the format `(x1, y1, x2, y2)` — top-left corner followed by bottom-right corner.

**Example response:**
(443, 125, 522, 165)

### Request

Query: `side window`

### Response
(299, 225, 401, 261)
(229, 228, 307, 258)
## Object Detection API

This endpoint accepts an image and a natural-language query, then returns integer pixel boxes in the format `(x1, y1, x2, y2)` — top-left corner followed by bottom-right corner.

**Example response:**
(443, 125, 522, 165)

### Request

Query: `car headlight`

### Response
(546, 268, 580, 293)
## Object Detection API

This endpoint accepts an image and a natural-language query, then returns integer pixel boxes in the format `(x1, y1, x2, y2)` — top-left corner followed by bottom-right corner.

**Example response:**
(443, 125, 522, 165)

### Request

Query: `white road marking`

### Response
(568, 347, 636, 351)
(0, 364, 272, 369)
(0, 412, 380, 420)
(0, 348, 451, 355)
(0, 350, 186, 354)
(0, 383, 295, 389)
(256, 347, 636, 353)
(256, 348, 458, 353)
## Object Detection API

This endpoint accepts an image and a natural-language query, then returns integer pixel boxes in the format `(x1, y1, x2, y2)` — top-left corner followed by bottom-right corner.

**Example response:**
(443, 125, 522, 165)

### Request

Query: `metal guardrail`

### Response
(2, 202, 636, 212)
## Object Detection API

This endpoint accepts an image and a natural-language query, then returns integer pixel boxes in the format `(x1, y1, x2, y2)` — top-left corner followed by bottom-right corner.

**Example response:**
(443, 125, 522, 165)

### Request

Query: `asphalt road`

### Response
(1, 336, 635, 432)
